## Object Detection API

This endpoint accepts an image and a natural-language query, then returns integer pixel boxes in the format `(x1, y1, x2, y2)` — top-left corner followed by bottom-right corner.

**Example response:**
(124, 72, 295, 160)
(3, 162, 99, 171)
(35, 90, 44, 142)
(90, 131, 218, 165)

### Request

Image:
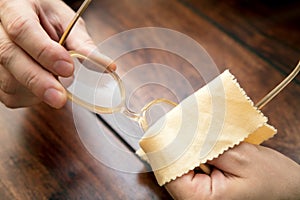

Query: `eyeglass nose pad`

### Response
(138, 98, 178, 132)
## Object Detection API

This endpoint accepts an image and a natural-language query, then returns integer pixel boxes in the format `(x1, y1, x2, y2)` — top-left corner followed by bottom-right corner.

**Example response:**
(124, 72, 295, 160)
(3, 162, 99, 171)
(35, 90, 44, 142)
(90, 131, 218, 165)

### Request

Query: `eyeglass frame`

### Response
(58, 0, 300, 130)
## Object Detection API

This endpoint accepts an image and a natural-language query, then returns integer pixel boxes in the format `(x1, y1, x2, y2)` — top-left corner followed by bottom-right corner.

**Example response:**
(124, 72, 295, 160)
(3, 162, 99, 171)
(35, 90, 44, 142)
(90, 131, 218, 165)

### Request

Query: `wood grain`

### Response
(0, 103, 171, 199)
(83, 0, 300, 162)
(181, 0, 300, 82)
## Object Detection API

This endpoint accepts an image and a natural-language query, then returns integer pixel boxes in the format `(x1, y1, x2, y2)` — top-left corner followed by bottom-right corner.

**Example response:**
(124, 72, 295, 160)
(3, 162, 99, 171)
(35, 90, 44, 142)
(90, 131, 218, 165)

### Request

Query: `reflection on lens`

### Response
(59, 55, 124, 112)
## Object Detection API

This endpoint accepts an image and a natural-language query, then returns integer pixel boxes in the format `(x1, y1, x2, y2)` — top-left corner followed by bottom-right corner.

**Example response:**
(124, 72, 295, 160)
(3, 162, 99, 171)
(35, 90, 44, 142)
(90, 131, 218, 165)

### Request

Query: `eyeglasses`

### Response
(58, 0, 300, 131)
(58, 0, 177, 131)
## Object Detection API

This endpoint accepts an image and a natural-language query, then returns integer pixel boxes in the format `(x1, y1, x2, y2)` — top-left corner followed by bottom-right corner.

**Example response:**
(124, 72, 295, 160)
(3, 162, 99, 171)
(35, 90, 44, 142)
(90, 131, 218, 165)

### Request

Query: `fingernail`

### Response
(108, 62, 117, 71)
(44, 88, 66, 108)
(53, 60, 74, 77)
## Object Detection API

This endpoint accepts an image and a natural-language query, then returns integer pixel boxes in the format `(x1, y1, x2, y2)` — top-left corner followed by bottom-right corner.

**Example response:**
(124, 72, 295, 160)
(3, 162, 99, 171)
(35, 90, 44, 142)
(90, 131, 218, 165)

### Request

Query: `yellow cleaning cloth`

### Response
(137, 70, 276, 186)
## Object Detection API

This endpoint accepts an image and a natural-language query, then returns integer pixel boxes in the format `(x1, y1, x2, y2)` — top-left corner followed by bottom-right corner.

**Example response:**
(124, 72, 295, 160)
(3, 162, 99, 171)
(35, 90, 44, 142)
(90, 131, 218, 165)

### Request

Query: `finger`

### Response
(64, 18, 117, 71)
(0, 0, 73, 77)
(0, 87, 40, 108)
(0, 64, 18, 94)
(0, 64, 41, 107)
(37, 2, 61, 42)
(165, 171, 194, 199)
(0, 26, 67, 108)
(207, 142, 258, 177)
(39, 0, 116, 71)
(165, 171, 211, 199)
(165, 171, 194, 191)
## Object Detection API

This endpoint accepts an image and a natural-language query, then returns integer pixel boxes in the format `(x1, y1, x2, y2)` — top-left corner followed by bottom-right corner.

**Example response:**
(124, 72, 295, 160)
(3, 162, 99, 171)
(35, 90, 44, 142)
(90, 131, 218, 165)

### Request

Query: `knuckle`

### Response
(34, 42, 62, 66)
(76, 17, 87, 28)
(6, 15, 32, 42)
(0, 77, 17, 94)
(0, 94, 18, 109)
(36, 43, 51, 61)
(0, 39, 16, 68)
(21, 69, 40, 92)
(229, 147, 251, 166)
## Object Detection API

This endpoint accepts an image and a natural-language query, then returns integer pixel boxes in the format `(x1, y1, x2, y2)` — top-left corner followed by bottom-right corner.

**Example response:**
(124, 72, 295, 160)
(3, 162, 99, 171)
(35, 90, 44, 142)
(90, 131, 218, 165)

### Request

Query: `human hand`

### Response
(0, 0, 115, 108)
(165, 142, 300, 200)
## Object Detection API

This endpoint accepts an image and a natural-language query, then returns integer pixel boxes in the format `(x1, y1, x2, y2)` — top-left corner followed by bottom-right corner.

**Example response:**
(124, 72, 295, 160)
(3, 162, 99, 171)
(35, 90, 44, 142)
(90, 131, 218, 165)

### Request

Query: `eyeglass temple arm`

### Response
(139, 61, 300, 121)
(199, 62, 300, 176)
(59, 0, 92, 46)
(256, 61, 300, 110)
(138, 61, 300, 130)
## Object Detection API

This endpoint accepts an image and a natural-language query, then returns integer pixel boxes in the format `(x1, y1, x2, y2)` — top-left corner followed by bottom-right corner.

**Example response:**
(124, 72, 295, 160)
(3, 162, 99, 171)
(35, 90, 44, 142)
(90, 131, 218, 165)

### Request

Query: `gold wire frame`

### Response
(255, 61, 300, 109)
(58, 0, 300, 130)
(57, 0, 300, 176)
(59, 0, 92, 45)
(66, 51, 126, 114)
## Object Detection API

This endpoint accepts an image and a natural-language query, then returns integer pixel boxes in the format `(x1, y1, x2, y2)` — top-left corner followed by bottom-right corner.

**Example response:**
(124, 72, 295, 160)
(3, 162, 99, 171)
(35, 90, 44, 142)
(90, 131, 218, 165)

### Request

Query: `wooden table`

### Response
(0, 0, 299, 199)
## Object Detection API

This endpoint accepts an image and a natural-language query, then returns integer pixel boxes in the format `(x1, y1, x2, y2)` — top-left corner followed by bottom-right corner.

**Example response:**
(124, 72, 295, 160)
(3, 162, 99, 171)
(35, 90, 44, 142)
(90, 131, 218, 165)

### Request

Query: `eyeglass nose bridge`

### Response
(57, 0, 179, 131)
(138, 98, 178, 131)
(63, 51, 178, 132)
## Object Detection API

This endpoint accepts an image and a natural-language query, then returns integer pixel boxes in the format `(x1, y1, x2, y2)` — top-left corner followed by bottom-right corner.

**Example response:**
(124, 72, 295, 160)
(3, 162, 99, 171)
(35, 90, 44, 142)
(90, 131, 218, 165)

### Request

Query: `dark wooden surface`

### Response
(0, 0, 299, 199)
